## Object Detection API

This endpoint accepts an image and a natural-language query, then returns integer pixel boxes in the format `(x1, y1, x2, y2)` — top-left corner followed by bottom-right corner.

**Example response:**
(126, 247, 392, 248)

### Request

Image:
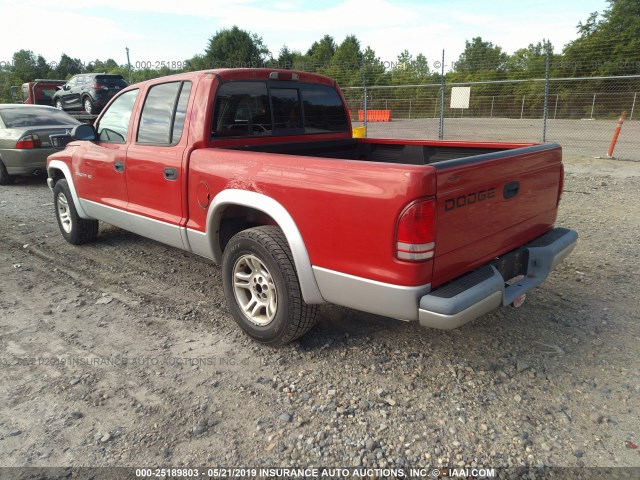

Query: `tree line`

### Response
(1, 0, 638, 106)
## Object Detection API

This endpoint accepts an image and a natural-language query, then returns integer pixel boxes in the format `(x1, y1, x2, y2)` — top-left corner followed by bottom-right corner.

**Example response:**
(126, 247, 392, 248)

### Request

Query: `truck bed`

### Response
(225, 137, 538, 165)
(216, 137, 564, 289)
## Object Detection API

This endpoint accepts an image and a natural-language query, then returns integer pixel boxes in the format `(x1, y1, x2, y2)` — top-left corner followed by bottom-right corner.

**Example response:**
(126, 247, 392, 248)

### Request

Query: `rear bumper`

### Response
(418, 227, 578, 329)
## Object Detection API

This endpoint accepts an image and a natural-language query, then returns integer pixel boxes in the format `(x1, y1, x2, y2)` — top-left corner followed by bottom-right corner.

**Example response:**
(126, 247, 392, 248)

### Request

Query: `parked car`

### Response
(52, 73, 128, 115)
(0, 104, 80, 185)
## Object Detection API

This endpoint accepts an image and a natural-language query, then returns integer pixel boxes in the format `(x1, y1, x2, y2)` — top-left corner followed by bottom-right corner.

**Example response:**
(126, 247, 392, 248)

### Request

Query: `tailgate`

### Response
(432, 144, 563, 288)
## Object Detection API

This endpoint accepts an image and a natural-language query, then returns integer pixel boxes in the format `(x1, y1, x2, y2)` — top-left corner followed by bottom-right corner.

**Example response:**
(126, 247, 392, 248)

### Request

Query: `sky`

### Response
(0, 0, 609, 72)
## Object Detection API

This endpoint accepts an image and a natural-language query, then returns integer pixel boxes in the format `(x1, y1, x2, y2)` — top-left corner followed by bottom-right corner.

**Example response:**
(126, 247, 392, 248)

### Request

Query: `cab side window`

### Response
(97, 89, 139, 144)
(172, 82, 192, 143)
(137, 81, 192, 145)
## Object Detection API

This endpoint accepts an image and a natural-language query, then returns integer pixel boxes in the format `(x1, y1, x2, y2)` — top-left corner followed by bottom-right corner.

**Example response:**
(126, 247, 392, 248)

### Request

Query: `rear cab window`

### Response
(212, 81, 349, 138)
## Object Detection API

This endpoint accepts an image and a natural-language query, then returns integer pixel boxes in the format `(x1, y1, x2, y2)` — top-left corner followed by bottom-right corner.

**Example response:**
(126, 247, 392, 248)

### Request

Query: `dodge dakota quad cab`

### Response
(46, 68, 577, 346)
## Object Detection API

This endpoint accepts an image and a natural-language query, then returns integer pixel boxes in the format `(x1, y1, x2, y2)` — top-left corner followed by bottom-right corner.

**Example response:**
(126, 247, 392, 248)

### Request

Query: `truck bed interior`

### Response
(226, 138, 521, 165)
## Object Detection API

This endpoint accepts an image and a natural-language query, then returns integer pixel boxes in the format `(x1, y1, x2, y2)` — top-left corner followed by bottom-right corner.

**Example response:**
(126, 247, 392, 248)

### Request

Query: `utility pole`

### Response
(542, 39, 550, 142)
(126, 47, 132, 84)
(439, 50, 445, 140)
(362, 64, 368, 134)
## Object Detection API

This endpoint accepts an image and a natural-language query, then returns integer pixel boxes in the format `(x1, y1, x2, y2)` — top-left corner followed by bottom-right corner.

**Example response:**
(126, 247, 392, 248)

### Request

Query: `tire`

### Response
(222, 226, 318, 346)
(83, 97, 95, 114)
(0, 159, 14, 185)
(53, 179, 99, 245)
(54, 99, 63, 110)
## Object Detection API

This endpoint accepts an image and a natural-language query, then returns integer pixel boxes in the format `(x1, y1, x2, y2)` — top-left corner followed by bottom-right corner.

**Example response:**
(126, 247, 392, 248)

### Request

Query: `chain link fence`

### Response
(342, 75, 639, 160)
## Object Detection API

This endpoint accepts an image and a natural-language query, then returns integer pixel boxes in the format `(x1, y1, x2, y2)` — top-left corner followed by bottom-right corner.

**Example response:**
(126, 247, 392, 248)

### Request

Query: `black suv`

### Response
(52, 73, 128, 115)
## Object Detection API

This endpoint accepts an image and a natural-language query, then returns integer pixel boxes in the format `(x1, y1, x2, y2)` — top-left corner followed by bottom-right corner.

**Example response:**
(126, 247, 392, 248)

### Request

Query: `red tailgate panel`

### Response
(432, 145, 563, 288)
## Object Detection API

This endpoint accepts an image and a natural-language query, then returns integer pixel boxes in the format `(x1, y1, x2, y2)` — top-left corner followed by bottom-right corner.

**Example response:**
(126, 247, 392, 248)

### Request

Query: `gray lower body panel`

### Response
(312, 227, 577, 329)
(79, 200, 187, 250)
(313, 267, 430, 321)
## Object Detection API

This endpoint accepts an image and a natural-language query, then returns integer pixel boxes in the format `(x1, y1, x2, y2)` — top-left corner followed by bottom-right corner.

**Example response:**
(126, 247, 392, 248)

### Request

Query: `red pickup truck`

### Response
(46, 68, 577, 345)
(11, 79, 66, 106)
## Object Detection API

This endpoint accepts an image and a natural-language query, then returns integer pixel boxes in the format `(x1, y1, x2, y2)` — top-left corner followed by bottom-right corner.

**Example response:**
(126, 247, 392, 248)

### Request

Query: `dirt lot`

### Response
(0, 155, 639, 472)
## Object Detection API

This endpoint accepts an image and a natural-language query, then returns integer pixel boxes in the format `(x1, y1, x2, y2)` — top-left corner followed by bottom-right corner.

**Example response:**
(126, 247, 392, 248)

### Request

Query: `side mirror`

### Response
(63, 85, 71, 91)
(71, 124, 97, 141)
(10, 86, 19, 101)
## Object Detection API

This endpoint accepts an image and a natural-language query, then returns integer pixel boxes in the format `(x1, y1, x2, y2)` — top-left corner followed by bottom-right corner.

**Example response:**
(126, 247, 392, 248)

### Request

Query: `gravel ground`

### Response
(0, 155, 639, 473)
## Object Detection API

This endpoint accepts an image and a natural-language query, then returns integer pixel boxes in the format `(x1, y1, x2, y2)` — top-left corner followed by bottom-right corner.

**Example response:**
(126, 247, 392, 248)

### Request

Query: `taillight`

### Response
(91, 83, 107, 90)
(396, 199, 436, 261)
(557, 163, 565, 206)
(16, 134, 41, 149)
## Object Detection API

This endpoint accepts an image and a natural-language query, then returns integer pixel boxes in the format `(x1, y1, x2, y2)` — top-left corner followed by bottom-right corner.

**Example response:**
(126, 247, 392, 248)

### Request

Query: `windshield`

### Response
(0, 108, 81, 128)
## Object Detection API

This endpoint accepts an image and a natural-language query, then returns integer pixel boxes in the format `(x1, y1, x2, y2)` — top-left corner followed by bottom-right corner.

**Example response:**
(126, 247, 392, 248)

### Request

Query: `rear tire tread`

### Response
(255, 226, 318, 344)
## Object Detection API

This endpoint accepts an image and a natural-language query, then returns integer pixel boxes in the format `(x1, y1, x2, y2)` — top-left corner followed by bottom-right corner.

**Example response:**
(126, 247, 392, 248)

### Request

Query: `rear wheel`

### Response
(53, 179, 98, 244)
(222, 226, 318, 346)
(83, 97, 95, 114)
(0, 159, 14, 185)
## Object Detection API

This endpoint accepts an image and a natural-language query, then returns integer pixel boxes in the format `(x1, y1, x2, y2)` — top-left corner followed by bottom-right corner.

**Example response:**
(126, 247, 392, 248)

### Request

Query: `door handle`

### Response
(164, 167, 178, 181)
(114, 161, 125, 172)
